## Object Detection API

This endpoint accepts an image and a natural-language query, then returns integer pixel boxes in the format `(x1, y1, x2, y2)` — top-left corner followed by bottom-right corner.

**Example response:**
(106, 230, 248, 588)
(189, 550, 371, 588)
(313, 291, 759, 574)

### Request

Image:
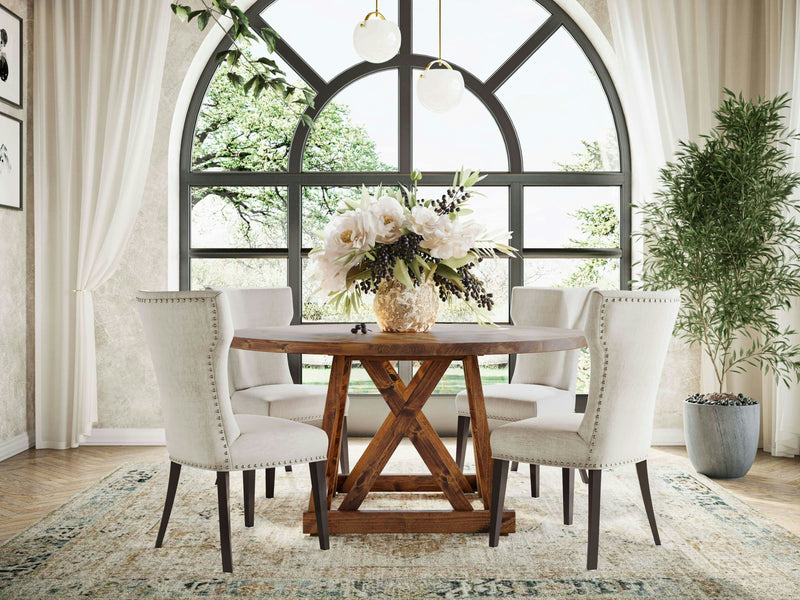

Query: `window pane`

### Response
(190, 258, 287, 289)
(524, 258, 620, 289)
(192, 52, 306, 172)
(424, 355, 510, 396)
(305, 71, 398, 171)
(413, 76, 508, 171)
(262, 0, 399, 81)
(497, 28, 619, 171)
(413, 0, 549, 81)
(523, 187, 619, 249)
(191, 187, 287, 249)
(414, 0, 550, 80)
(302, 355, 387, 395)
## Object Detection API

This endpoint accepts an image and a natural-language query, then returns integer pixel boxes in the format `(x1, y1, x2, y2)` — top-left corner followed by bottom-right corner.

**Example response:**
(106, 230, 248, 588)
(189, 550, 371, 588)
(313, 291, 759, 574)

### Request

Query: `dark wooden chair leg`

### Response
(530, 464, 540, 497)
(489, 459, 510, 547)
(216, 472, 233, 573)
(510, 461, 519, 472)
(340, 416, 350, 476)
(309, 460, 330, 550)
(562, 468, 574, 524)
(579, 469, 589, 484)
(265, 468, 275, 498)
(285, 465, 292, 472)
(455, 415, 470, 471)
(636, 460, 661, 545)
(155, 461, 181, 548)
(243, 470, 255, 527)
(587, 470, 602, 570)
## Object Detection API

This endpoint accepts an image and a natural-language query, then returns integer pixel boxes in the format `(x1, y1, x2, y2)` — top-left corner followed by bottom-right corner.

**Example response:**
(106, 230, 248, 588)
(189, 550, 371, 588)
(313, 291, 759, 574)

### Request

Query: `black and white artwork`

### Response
(0, 111, 21, 209)
(0, 4, 22, 108)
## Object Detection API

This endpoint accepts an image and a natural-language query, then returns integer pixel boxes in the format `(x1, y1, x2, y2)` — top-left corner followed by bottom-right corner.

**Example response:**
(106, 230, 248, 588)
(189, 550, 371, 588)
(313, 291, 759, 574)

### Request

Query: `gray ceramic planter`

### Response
(683, 399, 760, 479)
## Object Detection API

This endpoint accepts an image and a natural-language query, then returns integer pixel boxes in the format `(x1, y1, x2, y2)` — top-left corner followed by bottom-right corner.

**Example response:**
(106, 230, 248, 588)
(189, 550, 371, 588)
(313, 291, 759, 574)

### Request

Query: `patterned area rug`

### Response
(1, 442, 799, 599)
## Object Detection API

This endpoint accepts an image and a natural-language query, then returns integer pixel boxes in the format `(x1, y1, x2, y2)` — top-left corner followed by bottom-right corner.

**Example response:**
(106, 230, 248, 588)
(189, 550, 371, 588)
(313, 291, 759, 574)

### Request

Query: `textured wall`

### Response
(0, 0, 33, 447)
(90, 0, 698, 435)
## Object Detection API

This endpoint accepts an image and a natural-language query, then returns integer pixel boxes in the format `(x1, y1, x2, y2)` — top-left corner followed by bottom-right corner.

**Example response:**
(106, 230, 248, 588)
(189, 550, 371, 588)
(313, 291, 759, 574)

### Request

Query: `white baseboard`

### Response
(652, 428, 685, 446)
(81, 428, 166, 446)
(0, 430, 35, 461)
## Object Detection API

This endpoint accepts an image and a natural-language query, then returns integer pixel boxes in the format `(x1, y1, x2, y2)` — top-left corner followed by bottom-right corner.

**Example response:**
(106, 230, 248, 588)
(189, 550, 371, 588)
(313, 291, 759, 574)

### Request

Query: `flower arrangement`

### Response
(307, 169, 515, 322)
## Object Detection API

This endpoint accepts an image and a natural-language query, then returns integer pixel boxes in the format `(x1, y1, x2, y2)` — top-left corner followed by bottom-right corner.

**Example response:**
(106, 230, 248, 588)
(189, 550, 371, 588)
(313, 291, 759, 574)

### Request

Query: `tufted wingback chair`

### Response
(454, 287, 595, 494)
(137, 290, 330, 573)
(222, 287, 351, 496)
(488, 289, 680, 569)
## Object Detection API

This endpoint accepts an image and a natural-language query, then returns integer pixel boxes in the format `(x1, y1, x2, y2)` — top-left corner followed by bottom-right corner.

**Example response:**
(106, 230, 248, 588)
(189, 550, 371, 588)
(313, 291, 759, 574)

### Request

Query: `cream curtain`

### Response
(34, 0, 171, 448)
(609, 0, 800, 456)
(762, 0, 800, 457)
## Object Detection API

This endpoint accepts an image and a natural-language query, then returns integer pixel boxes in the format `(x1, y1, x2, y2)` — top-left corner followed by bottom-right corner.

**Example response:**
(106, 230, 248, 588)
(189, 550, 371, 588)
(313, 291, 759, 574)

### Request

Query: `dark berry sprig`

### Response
(433, 185, 471, 216)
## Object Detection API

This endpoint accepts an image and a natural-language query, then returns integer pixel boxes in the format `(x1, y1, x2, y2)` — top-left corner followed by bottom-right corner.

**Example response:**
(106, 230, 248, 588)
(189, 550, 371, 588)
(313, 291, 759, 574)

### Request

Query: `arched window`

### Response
(180, 0, 630, 395)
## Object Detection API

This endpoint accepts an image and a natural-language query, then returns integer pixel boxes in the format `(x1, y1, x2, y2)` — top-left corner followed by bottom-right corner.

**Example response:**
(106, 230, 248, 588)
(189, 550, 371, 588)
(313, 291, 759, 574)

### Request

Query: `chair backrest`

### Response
(221, 287, 294, 390)
(578, 289, 680, 465)
(510, 286, 596, 391)
(137, 290, 240, 469)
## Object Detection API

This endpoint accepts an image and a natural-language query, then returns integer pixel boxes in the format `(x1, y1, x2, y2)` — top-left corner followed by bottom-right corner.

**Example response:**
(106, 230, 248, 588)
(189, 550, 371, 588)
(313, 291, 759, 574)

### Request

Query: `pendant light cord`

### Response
(438, 0, 442, 65)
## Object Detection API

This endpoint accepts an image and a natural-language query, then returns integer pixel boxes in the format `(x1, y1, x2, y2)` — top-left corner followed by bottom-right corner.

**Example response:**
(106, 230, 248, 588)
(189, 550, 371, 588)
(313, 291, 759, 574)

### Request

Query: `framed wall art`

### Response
(0, 111, 21, 209)
(0, 3, 22, 108)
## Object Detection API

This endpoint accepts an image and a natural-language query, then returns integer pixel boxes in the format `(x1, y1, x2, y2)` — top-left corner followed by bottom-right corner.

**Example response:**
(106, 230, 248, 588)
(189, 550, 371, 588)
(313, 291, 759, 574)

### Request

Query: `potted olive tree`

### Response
(638, 91, 800, 478)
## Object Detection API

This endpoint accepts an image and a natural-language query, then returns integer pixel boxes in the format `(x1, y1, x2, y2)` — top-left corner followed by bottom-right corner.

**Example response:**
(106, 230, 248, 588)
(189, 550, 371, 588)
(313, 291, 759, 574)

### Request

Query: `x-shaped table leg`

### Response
(338, 358, 474, 512)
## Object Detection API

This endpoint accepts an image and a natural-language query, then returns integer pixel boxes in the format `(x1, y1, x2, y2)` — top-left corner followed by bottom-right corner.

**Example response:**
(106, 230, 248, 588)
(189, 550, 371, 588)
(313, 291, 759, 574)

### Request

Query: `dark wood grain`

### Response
(313, 355, 351, 511)
(336, 474, 479, 493)
(463, 355, 492, 509)
(303, 509, 515, 535)
(233, 323, 586, 357)
(338, 359, 454, 510)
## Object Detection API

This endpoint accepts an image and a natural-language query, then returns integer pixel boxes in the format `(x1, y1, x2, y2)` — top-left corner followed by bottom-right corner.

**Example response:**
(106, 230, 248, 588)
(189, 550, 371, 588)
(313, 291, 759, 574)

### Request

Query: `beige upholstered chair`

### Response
(489, 289, 680, 570)
(455, 287, 596, 493)
(137, 290, 330, 573)
(223, 287, 350, 497)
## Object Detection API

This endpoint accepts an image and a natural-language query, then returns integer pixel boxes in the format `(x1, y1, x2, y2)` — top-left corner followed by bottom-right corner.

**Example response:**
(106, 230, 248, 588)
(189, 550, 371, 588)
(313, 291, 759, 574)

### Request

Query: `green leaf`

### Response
(171, 4, 190, 21)
(394, 259, 414, 288)
(440, 253, 475, 270)
(197, 10, 210, 30)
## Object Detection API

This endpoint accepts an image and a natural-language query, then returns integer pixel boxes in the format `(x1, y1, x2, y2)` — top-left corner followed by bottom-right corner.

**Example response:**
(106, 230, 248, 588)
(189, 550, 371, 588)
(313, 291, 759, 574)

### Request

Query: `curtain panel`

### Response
(609, 0, 800, 456)
(34, 0, 171, 448)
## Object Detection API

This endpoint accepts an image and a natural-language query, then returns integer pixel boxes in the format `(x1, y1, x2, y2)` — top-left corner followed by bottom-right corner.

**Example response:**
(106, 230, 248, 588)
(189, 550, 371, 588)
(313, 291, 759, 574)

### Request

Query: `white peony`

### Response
(322, 208, 377, 260)
(406, 205, 445, 238)
(307, 252, 351, 295)
(370, 196, 405, 244)
(424, 219, 485, 260)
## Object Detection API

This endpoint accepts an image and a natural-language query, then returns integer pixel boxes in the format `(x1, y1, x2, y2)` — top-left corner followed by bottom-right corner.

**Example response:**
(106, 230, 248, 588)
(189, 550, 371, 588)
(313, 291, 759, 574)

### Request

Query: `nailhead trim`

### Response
(138, 292, 232, 470)
(491, 452, 648, 470)
(585, 293, 680, 462)
(169, 454, 328, 471)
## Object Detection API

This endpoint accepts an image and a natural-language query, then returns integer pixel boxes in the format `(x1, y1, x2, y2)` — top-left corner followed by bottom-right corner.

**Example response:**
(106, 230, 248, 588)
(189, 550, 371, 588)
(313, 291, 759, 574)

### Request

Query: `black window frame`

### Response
(179, 0, 631, 391)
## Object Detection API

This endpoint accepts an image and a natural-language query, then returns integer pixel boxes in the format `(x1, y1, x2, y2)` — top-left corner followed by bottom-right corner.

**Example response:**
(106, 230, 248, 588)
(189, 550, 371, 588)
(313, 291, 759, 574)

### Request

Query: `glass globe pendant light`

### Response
(353, 1, 401, 63)
(417, 0, 464, 112)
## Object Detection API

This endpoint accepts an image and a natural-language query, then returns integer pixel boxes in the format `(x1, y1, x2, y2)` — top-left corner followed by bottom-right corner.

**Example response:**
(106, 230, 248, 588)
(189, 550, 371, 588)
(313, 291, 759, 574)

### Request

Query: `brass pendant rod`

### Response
(438, 0, 442, 65)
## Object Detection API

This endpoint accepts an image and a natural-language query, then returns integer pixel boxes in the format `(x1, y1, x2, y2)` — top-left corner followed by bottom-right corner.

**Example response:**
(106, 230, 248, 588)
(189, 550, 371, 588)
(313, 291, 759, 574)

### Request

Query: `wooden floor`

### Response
(0, 443, 798, 543)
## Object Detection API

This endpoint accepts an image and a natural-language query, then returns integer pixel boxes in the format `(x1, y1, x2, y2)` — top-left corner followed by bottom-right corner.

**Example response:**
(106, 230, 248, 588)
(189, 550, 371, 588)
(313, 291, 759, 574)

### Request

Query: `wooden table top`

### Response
(232, 323, 586, 358)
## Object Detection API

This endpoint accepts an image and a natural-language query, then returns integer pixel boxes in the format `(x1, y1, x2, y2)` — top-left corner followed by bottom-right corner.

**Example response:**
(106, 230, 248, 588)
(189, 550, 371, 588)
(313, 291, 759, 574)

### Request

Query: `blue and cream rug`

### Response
(1, 444, 799, 599)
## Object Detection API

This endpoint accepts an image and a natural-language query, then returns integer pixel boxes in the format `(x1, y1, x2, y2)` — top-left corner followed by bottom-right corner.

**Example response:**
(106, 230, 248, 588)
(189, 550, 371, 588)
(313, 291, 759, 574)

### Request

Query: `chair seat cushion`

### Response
(231, 384, 350, 426)
(228, 414, 328, 470)
(490, 413, 593, 468)
(455, 383, 574, 422)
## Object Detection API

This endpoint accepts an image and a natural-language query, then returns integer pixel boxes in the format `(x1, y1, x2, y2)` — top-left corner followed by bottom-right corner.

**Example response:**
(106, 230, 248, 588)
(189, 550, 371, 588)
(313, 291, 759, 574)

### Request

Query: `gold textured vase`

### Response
(373, 278, 439, 332)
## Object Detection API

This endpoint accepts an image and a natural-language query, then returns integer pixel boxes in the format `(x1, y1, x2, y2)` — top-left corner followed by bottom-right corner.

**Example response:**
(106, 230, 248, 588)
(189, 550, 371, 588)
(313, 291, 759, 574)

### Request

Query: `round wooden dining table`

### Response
(232, 323, 587, 536)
